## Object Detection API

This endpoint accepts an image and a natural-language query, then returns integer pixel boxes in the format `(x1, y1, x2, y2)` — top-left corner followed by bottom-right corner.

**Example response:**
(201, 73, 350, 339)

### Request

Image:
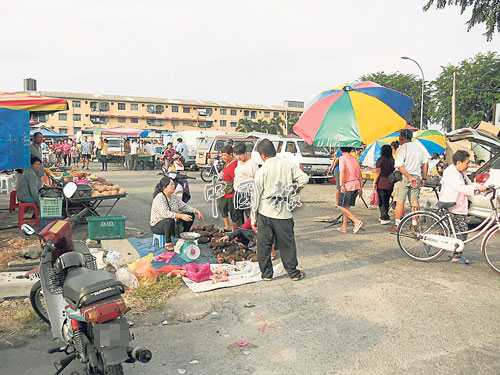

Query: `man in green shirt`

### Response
(17, 156, 42, 205)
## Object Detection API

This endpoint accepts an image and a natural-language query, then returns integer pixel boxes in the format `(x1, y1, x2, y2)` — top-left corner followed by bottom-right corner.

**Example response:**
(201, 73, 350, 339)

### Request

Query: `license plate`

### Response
(94, 318, 130, 348)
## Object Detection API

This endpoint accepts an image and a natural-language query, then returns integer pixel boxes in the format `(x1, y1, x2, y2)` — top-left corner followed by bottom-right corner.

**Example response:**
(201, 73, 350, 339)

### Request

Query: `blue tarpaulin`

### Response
(30, 128, 68, 139)
(0, 108, 30, 170)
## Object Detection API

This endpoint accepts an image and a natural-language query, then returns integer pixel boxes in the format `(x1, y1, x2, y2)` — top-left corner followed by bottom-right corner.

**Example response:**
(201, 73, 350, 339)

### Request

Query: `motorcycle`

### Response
(160, 152, 184, 175)
(22, 182, 152, 375)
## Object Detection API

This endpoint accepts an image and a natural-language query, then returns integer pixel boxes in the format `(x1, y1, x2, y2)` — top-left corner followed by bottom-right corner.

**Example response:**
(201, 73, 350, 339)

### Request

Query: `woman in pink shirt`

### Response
(439, 150, 487, 264)
(62, 139, 72, 166)
(337, 147, 363, 233)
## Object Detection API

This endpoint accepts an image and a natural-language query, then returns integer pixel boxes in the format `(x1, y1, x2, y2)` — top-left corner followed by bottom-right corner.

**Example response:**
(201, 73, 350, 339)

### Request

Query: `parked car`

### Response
(446, 128, 500, 219)
(249, 134, 332, 182)
(196, 135, 256, 167)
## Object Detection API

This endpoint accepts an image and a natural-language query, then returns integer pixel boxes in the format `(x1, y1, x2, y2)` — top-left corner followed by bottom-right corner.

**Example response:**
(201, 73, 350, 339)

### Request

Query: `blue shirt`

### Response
(81, 141, 91, 154)
(334, 148, 342, 173)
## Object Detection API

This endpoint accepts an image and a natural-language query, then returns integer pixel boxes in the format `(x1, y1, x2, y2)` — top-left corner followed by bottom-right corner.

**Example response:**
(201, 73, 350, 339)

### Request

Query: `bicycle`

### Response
(200, 156, 223, 182)
(396, 185, 500, 274)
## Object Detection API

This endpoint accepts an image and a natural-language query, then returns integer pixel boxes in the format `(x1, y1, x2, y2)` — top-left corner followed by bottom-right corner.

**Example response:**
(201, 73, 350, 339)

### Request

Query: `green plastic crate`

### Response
(87, 216, 126, 240)
(39, 197, 63, 218)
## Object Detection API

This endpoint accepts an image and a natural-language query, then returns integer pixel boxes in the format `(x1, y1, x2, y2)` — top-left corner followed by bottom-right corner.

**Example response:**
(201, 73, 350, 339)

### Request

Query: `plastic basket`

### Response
(87, 216, 126, 240)
(39, 197, 63, 218)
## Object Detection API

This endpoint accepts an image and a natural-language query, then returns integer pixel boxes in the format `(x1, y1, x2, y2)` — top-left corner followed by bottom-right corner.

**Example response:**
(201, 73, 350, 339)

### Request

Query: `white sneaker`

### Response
(380, 219, 392, 225)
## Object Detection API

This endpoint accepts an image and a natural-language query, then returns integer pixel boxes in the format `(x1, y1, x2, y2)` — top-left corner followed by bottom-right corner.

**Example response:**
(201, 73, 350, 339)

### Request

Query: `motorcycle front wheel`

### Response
(200, 167, 213, 182)
(29, 280, 50, 324)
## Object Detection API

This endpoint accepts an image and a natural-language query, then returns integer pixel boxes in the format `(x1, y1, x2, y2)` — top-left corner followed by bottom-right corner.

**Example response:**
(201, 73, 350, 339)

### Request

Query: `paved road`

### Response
(2, 166, 500, 374)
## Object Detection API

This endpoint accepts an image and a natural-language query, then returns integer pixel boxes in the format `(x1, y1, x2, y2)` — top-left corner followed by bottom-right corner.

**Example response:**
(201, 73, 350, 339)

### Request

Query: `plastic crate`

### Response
(39, 197, 63, 218)
(87, 216, 126, 240)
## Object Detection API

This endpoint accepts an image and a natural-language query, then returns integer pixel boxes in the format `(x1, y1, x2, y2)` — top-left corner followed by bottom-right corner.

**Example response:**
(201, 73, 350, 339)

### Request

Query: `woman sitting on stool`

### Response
(150, 176, 204, 250)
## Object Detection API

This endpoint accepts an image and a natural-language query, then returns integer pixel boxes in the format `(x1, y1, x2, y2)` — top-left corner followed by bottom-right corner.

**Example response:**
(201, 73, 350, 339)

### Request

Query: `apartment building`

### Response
(19, 90, 304, 137)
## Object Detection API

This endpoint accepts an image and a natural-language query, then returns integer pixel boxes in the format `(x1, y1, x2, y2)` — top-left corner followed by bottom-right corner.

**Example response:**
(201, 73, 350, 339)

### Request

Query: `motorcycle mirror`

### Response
(21, 224, 35, 236)
(63, 181, 78, 199)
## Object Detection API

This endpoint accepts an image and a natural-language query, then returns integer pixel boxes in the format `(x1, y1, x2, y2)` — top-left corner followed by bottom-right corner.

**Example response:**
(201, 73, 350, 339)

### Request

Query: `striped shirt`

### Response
(150, 192, 196, 227)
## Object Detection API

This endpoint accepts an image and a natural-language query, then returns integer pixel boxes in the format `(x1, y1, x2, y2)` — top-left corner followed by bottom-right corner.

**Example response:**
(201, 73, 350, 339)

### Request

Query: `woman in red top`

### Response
(217, 145, 238, 232)
(62, 139, 72, 166)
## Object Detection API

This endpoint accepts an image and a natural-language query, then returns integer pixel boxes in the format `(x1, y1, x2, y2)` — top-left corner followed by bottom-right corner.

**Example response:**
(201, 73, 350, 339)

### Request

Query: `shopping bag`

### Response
(370, 189, 379, 206)
(184, 263, 212, 282)
(127, 253, 157, 283)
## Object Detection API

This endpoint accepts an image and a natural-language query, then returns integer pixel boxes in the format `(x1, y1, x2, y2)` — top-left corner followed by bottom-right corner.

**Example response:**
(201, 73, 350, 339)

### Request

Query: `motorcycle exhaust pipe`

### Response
(126, 347, 152, 363)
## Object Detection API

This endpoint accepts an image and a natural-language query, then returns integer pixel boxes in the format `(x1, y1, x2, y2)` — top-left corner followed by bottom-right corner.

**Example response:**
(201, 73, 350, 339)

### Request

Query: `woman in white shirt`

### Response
(150, 176, 204, 250)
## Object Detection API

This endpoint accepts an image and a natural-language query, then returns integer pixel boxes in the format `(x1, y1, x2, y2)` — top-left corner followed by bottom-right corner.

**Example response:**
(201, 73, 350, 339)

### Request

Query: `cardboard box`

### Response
(476, 121, 500, 137)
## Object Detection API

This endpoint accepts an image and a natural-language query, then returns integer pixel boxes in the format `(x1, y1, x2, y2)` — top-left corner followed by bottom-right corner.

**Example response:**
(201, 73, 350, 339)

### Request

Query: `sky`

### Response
(0, 0, 497, 107)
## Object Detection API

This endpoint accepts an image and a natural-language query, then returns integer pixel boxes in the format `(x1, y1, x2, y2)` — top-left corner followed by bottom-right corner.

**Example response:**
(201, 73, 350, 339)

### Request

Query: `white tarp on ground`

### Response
(182, 261, 287, 293)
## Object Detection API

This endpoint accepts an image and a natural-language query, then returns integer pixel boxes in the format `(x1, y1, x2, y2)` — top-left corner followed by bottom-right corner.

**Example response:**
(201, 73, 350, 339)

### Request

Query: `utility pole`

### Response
(452, 71, 456, 131)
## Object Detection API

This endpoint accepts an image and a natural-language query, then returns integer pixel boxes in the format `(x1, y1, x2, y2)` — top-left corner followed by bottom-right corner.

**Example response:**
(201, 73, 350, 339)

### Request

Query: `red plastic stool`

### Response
(9, 190, 19, 213)
(18, 202, 40, 230)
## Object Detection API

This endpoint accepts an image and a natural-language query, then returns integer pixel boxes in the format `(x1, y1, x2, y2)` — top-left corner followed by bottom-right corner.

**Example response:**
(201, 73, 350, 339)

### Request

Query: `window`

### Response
(155, 105, 164, 114)
(273, 112, 280, 118)
(99, 102, 110, 111)
(250, 111, 257, 119)
(243, 110, 249, 117)
(72, 101, 81, 108)
(146, 119, 165, 126)
(276, 141, 283, 153)
(230, 109, 237, 116)
(183, 120, 194, 126)
(230, 121, 237, 127)
(118, 117, 126, 123)
(206, 108, 213, 116)
(199, 120, 213, 128)
(59, 127, 68, 134)
(73, 114, 81, 121)
(172, 120, 180, 127)
(90, 101, 99, 111)
(220, 120, 227, 127)
(38, 115, 47, 123)
(220, 108, 226, 115)
(118, 103, 126, 110)
(264, 111, 270, 118)
(90, 116, 109, 124)
(172, 106, 179, 113)
(59, 113, 67, 121)
(285, 142, 297, 153)
(130, 118, 139, 124)
(130, 103, 138, 111)
(183, 107, 191, 113)
(73, 127, 81, 134)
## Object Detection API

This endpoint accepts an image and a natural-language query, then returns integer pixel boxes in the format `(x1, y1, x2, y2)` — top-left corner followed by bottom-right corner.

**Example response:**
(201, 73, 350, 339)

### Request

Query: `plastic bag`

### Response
(104, 251, 121, 272)
(370, 189, 379, 207)
(115, 267, 139, 289)
(184, 263, 212, 282)
(127, 253, 157, 283)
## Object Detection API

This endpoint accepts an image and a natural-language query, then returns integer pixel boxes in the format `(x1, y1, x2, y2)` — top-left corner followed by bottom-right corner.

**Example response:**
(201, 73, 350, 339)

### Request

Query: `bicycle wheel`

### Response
(29, 280, 50, 324)
(481, 224, 500, 275)
(200, 167, 213, 182)
(397, 211, 448, 261)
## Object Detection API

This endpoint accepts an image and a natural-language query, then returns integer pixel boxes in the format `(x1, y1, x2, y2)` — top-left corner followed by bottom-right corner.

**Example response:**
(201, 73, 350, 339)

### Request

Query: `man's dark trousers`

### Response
(257, 213, 300, 279)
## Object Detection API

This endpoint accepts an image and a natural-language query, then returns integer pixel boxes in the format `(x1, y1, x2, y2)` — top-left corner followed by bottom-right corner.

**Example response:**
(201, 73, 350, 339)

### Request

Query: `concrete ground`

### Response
(1, 163, 499, 374)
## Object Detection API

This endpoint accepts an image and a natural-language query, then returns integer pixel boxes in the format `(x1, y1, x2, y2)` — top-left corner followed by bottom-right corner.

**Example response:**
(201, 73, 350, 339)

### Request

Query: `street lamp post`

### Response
(401, 56, 425, 130)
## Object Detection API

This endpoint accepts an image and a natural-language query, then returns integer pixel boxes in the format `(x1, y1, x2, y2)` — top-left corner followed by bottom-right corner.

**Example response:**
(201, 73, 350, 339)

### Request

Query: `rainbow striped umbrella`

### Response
(293, 81, 414, 147)
(359, 132, 399, 167)
(414, 129, 446, 157)
(0, 91, 68, 114)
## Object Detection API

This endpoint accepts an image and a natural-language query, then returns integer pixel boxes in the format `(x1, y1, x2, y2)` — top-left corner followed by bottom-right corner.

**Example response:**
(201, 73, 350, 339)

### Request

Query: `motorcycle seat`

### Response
(63, 267, 125, 309)
(437, 201, 456, 209)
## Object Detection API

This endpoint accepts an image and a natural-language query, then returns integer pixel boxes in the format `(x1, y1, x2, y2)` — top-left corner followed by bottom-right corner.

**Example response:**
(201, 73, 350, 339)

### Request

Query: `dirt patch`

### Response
(0, 234, 38, 271)
(0, 298, 49, 344)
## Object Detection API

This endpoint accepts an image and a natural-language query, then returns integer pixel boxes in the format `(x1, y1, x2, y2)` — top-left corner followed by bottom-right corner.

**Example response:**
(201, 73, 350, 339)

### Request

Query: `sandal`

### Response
(336, 227, 347, 233)
(291, 271, 305, 281)
(353, 221, 363, 234)
(450, 257, 471, 264)
(164, 243, 174, 251)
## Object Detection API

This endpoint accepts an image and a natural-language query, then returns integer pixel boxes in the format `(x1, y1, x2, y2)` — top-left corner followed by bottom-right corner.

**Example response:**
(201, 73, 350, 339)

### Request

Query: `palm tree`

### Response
(267, 116, 285, 135)
(254, 118, 269, 133)
(235, 118, 255, 133)
(286, 114, 299, 135)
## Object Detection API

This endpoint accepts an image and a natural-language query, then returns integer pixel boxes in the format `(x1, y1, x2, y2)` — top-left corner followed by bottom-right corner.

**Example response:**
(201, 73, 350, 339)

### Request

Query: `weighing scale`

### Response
(178, 232, 201, 262)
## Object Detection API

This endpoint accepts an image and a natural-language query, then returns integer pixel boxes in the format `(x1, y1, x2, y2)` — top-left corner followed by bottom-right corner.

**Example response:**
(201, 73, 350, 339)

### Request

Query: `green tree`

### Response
(254, 118, 269, 133)
(428, 51, 500, 131)
(286, 114, 300, 135)
(423, 0, 500, 41)
(266, 116, 285, 134)
(359, 72, 433, 129)
(235, 118, 256, 133)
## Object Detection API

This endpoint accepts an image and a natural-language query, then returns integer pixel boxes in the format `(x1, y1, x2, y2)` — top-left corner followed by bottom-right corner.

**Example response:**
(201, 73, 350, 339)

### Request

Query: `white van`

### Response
(250, 134, 332, 182)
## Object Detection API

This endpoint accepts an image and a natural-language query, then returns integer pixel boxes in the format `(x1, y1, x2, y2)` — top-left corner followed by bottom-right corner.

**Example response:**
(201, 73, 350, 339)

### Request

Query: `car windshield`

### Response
(198, 137, 213, 150)
(297, 141, 330, 157)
